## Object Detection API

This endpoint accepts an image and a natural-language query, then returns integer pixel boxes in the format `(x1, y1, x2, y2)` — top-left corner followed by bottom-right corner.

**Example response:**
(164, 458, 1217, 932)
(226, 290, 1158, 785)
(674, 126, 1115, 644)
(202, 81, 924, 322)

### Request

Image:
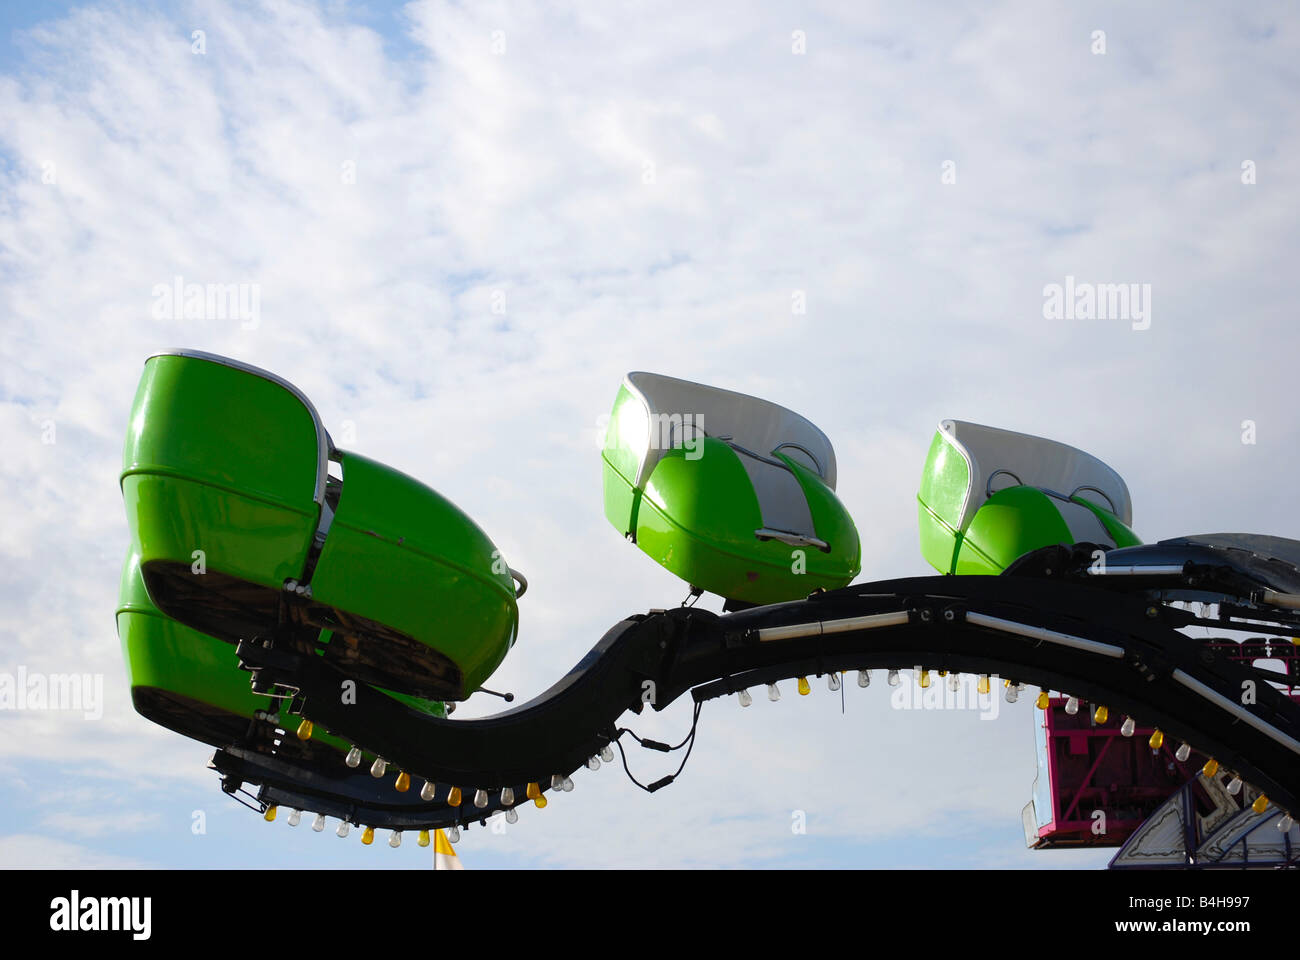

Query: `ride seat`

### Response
(918, 419, 1138, 574)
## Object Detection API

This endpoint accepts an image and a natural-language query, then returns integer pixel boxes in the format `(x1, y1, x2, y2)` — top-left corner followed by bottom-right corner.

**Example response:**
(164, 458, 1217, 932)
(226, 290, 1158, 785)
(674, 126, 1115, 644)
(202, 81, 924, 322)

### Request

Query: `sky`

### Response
(1, 0, 1298, 869)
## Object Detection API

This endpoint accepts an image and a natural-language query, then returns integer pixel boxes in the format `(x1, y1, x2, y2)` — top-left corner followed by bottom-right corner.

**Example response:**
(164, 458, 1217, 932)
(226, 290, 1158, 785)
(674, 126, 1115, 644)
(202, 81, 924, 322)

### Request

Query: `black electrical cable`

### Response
(614, 702, 703, 793)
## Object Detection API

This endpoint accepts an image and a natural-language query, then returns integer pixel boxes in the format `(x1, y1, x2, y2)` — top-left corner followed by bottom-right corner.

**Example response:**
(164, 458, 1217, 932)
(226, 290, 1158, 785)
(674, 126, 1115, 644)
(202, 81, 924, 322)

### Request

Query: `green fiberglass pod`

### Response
(602, 372, 860, 605)
(917, 419, 1141, 575)
(118, 547, 443, 757)
(121, 351, 521, 701)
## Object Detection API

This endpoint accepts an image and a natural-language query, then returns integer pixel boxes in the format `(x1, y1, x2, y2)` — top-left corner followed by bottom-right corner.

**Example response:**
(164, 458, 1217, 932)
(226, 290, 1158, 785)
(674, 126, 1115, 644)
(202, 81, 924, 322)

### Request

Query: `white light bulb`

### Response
(1121, 718, 1135, 737)
(857, 670, 870, 688)
(287, 809, 301, 827)
(1175, 743, 1191, 762)
(420, 780, 436, 801)
(551, 774, 564, 790)
(587, 755, 601, 771)
(500, 786, 515, 806)
(474, 789, 489, 808)
(1065, 697, 1079, 716)
(887, 669, 900, 687)
(505, 807, 519, 824)
(827, 673, 841, 692)
(767, 683, 781, 701)
(312, 813, 326, 832)
(1005, 685, 1019, 704)
(561, 776, 574, 792)
(738, 688, 752, 707)
(336, 821, 350, 838)
(1226, 776, 1242, 796)
(448, 825, 460, 844)
(370, 757, 387, 778)
(600, 745, 614, 763)
(1279, 814, 1294, 832)
(389, 830, 402, 848)
(345, 746, 362, 768)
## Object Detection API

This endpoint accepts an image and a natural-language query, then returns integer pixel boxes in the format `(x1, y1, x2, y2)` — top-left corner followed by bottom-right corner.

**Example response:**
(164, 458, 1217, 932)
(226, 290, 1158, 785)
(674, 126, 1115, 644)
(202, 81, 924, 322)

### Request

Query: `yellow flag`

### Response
(433, 829, 464, 870)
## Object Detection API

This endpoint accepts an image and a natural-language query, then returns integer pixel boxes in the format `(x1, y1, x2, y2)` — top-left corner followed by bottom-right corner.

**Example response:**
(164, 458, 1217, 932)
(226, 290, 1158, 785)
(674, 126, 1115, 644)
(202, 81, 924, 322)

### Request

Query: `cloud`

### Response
(1, 0, 1297, 867)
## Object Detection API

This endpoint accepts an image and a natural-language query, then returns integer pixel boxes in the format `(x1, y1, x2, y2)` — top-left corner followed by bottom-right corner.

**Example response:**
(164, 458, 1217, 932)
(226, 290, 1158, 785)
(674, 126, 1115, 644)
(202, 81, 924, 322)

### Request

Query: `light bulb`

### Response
(505, 807, 519, 824)
(312, 813, 326, 832)
(1005, 683, 1018, 704)
(828, 673, 841, 692)
(336, 821, 350, 838)
(561, 776, 574, 792)
(370, 757, 387, 778)
(395, 771, 411, 793)
(361, 826, 374, 845)
(1226, 776, 1242, 796)
(345, 746, 362, 768)
(1175, 743, 1191, 762)
(389, 830, 402, 848)
(1094, 705, 1109, 724)
(1036, 690, 1050, 710)
(448, 825, 460, 843)
(919, 670, 931, 690)
(551, 774, 564, 790)
(447, 786, 462, 806)
(768, 683, 781, 701)
(798, 676, 811, 696)
(600, 746, 614, 763)
(1202, 758, 1219, 777)
(738, 689, 752, 707)
(526, 782, 540, 800)
(888, 669, 901, 687)
(948, 673, 960, 692)
(977, 675, 990, 695)
(857, 670, 871, 688)
(1252, 794, 1269, 814)
(420, 780, 436, 802)
(287, 808, 301, 827)
(1121, 717, 1135, 737)
(501, 786, 515, 806)
(1065, 696, 1079, 715)
(1149, 729, 1164, 750)
(418, 830, 430, 847)
(534, 794, 548, 809)
(264, 805, 277, 822)
(587, 755, 601, 771)
(937, 670, 947, 677)
(296, 718, 313, 741)
(474, 789, 489, 808)
(1279, 814, 1294, 832)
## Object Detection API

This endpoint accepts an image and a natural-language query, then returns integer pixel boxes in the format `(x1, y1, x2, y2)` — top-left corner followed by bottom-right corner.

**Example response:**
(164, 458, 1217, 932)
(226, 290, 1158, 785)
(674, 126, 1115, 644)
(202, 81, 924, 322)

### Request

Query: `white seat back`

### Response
(939, 420, 1132, 533)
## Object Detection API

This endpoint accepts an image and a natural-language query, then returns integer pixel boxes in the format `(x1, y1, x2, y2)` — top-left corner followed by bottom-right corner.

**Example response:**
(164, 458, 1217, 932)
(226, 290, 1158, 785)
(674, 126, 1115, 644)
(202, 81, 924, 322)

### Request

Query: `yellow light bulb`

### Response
(1202, 758, 1220, 777)
(797, 676, 810, 696)
(361, 826, 374, 845)
(535, 794, 548, 808)
(1036, 690, 1050, 710)
(1149, 729, 1164, 750)
(977, 675, 990, 695)
(264, 805, 277, 822)
(394, 771, 410, 793)
(919, 670, 931, 689)
(448, 786, 462, 807)
(526, 781, 540, 800)
(1094, 705, 1109, 724)
(1252, 794, 1269, 814)
(418, 830, 430, 847)
(296, 718, 313, 741)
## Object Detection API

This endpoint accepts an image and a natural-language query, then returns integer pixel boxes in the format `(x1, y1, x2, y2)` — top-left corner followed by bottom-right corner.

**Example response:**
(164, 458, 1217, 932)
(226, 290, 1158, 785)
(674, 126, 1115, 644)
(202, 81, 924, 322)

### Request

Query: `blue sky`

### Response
(1, 0, 1298, 869)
